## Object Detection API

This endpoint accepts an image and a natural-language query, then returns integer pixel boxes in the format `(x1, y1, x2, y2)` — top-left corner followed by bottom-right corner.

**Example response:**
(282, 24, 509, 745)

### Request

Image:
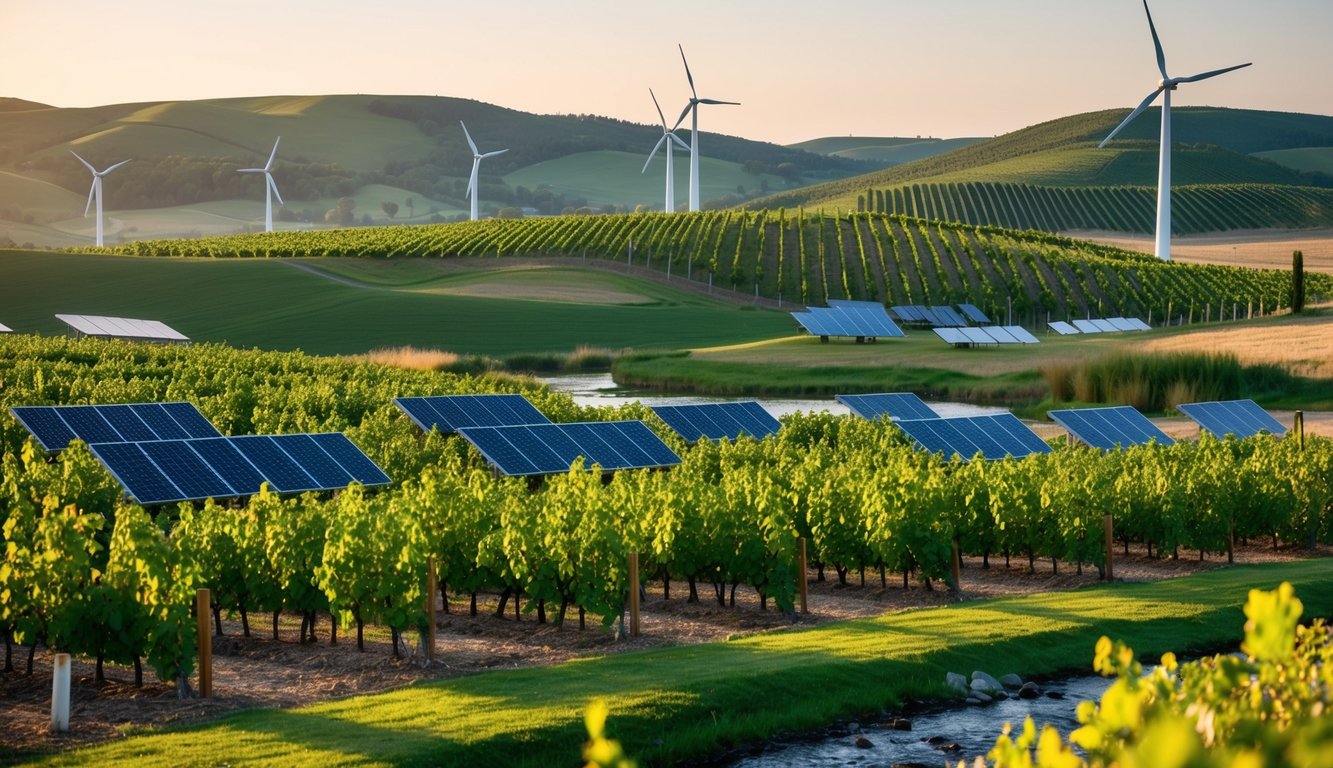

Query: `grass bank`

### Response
(17, 560, 1333, 768)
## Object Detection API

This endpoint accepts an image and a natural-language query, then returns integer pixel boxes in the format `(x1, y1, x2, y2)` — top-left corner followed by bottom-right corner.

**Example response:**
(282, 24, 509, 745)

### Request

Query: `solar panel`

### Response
(1048, 321, 1080, 335)
(957, 304, 990, 324)
(960, 327, 998, 345)
(792, 304, 905, 339)
(980, 326, 1021, 344)
(0, 322, 12, 333)
(1107, 317, 1138, 331)
(1090, 319, 1120, 333)
(895, 413, 1052, 461)
(458, 421, 681, 477)
(1048, 406, 1175, 450)
(1072, 319, 1102, 334)
(836, 393, 939, 421)
(1002, 325, 1041, 344)
(1127, 318, 1152, 331)
(826, 299, 884, 309)
(933, 327, 970, 346)
(891, 305, 927, 322)
(651, 402, 781, 443)
(393, 394, 551, 434)
(309, 433, 394, 486)
(89, 443, 188, 506)
(931, 306, 969, 328)
(8, 402, 221, 451)
(1177, 400, 1287, 439)
(55, 314, 189, 343)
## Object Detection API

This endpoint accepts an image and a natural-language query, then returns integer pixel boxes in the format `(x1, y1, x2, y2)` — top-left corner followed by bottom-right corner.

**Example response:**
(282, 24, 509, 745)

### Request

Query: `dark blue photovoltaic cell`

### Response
(128, 404, 192, 440)
(458, 421, 680, 477)
(89, 442, 184, 505)
(139, 441, 233, 500)
(230, 436, 319, 493)
(958, 304, 990, 324)
(393, 394, 550, 434)
(1178, 400, 1286, 439)
(651, 401, 780, 443)
(160, 402, 222, 438)
(56, 407, 122, 445)
(308, 433, 393, 486)
(189, 438, 267, 495)
(96, 405, 159, 442)
(272, 434, 354, 488)
(8, 406, 78, 451)
(836, 393, 939, 422)
(792, 304, 904, 339)
(1049, 406, 1174, 450)
(895, 414, 1050, 462)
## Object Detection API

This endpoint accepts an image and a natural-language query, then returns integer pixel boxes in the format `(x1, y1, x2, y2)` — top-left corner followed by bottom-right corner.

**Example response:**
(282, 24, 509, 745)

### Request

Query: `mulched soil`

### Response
(2, 540, 1327, 758)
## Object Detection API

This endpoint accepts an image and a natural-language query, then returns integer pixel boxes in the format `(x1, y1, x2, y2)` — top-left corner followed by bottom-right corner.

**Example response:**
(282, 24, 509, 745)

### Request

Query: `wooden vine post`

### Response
(1295, 410, 1305, 452)
(797, 537, 809, 614)
(196, 588, 212, 698)
(628, 552, 640, 638)
(950, 538, 962, 593)
(424, 557, 437, 664)
(1103, 515, 1114, 581)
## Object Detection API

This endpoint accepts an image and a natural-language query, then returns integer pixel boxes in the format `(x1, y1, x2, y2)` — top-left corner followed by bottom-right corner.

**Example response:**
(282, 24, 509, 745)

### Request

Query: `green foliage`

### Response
(984, 583, 1333, 767)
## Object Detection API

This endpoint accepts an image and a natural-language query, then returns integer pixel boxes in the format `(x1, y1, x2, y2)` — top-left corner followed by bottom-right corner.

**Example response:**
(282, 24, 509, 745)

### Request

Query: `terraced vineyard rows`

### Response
(858, 182, 1333, 235)
(102, 211, 1331, 322)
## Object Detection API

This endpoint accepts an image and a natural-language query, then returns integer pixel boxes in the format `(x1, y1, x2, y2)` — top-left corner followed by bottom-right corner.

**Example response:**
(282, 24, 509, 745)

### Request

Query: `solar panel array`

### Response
(90, 432, 391, 506)
(10, 402, 222, 451)
(957, 304, 991, 324)
(836, 393, 938, 421)
(650, 402, 781, 443)
(895, 414, 1052, 461)
(458, 421, 681, 477)
(1178, 400, 1287, 439)
(393, 394, 550, 434)
(934, 325, 1040, 347)
(791, 303, 905, 339)
(1066, 317, 1151, 334)
(56, 314, 189, 342)
(1048, 406, 1175, 450)
(891, 305, 969, 327)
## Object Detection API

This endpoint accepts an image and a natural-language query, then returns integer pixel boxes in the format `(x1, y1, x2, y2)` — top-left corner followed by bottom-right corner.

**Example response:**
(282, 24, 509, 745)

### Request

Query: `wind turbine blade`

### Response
(650, 88, 668, 129)
(678, 44, 697, 99)
(670, 133, 690, 151)
(1176, 62, 1252, 83)
(84, 180, 96, 217)
(1143, 1, 1168, 80)
(460, 121, 479, 155)
(643, 135, 668, 173)
(102, 159, 131, 175)
(268, 174, 285, 207)
(265, 136, 281, 171)
(481, 149, 508, 159)
(237, 168, 263, 173)
(698, 98, 740, 106)
(70, 150, 96, 174)
(1098, 87, 1163, 148)
(676, 103, 693, 129)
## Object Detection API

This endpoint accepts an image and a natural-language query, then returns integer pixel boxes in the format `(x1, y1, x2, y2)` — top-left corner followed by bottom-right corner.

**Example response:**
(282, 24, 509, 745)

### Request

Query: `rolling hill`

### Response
(789, 136, 985, 165)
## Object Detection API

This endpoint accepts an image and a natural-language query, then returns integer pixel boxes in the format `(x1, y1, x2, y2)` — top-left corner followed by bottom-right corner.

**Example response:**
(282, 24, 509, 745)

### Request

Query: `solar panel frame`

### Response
(1048, 321, 1080, 335)
(895, 413, 1051, 462)
(836, 393, 938, 421)
(1178, 400, 1287, 439)
(1049, 406, 1175, 450)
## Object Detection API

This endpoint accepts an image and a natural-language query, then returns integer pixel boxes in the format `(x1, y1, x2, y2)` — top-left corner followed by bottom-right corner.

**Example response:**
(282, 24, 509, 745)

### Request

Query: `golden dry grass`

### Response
(1069, 228, 1333, 275)
(361, 345, 459, 371)
(1139, 313, 1333, 378)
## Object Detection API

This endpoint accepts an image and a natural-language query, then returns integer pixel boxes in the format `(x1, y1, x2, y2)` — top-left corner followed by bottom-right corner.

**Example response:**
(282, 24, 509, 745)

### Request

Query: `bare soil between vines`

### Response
(4, 541, 1328, 759)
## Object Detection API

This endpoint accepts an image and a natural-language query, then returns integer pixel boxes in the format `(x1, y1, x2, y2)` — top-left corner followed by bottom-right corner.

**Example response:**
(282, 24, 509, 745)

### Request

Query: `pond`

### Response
(729, 675, 1112, 767)
(541, 373, 1006, 420)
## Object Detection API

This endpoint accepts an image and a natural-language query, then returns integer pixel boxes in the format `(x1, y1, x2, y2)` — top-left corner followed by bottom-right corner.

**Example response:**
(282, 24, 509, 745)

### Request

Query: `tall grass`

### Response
(1041, 350, 1247, 412)
(366, 344, 619, 375)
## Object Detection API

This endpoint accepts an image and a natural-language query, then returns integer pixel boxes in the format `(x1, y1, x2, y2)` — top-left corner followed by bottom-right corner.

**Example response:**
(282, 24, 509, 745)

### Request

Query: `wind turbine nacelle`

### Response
(1160, 80, 1178, 90)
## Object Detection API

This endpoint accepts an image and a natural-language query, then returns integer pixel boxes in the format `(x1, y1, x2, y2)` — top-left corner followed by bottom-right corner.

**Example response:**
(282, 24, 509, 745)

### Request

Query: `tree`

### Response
(381, 201, 399, 219)
(405, 197, 414, 219)
(1292, 250, 1305, 313)
(324, 197, 355, 226)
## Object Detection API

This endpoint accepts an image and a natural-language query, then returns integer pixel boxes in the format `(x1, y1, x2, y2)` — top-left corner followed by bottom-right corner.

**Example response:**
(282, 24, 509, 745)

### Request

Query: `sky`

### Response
(4, 0, 1330, 146)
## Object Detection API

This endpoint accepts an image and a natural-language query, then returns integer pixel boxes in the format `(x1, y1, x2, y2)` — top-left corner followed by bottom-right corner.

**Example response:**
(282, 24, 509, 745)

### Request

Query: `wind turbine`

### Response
(70, 151, 128, 247)
(237, 137, 285, 233)
(642, 89, 690, 213)
(675, 45, 739, 212)
(1099, 1, 1250, 261)
(460, 121, 508, 221)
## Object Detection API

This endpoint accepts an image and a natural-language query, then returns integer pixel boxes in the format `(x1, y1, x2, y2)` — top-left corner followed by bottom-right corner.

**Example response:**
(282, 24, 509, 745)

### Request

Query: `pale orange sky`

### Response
(3, 0, 1329, 145)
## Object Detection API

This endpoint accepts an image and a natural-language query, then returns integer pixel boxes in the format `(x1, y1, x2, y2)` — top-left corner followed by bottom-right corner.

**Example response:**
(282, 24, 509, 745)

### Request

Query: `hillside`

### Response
(0, 94, 871, 241)
(750, 108, 1333, 211)
(789, 136, 985, 165)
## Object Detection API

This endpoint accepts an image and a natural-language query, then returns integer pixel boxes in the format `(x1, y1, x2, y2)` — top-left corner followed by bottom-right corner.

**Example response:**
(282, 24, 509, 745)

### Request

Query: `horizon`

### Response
(4, 0, 1331, 146)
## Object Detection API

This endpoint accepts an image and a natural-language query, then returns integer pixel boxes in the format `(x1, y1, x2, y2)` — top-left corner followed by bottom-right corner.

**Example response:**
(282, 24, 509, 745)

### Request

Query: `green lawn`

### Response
(17, 561, 1333, 767)
(0, 251, 793, 356)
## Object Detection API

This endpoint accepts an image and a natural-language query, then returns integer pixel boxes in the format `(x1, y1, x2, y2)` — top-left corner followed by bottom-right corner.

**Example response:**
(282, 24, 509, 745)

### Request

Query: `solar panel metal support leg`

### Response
(1102, 515, 1114, 582)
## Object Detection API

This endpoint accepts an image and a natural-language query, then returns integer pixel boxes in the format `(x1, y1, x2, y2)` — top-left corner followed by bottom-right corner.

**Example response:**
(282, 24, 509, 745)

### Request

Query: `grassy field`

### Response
(16, 560, 1333, 768)
(0, 251, 793, 355)
(1256, 146, 1333, 176)
(789, 136, 985, 165)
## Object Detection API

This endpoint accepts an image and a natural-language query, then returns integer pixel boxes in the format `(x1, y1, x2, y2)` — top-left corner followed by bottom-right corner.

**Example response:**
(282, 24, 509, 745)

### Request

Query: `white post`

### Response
(1155, 89, 1172, 261)
(51, 652, 71, 732)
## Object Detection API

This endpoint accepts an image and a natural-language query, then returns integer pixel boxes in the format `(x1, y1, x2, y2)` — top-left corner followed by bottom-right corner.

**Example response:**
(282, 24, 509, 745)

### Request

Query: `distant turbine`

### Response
(237, 137, 285, 233)
(460, 121, 508, 222)
(1099, 1, 1250, 261)
(70, 151, 129, 247)
(642, 89, 690, 213)
(675, 45, 739, 212)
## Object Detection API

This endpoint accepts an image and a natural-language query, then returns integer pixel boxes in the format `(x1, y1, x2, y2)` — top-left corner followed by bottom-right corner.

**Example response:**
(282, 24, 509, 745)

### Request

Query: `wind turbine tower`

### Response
(675, 45, 739, 212)
(237, 137, 285, 233)
(70, 151, 129, 247)
(642, 89, 690, 213)
(1099, 1, 1250, 261)
(460, 121, 508, 222)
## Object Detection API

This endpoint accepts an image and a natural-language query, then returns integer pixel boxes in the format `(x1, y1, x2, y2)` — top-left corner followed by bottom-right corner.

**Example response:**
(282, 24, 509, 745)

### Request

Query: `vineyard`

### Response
(98, 211, 1332, 323)
(856, 182, 1333, 236)
(3, 334, 1331, 685)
